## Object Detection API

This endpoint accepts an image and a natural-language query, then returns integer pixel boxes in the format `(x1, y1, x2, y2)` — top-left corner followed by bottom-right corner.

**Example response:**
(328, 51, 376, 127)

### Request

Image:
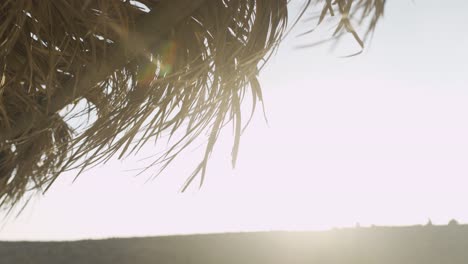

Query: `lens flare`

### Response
(160, 40, 177, 75)
(138, 40, 177, 86)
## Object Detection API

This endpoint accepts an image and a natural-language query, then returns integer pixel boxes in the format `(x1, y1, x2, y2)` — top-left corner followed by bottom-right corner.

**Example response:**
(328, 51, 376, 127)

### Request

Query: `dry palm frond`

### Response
(0, 0, 386, 209)
(297, 0, 386, 53)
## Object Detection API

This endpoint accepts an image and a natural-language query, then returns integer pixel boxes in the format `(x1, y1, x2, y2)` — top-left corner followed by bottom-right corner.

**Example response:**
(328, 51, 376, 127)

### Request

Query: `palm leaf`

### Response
(0, 0, 385, 209)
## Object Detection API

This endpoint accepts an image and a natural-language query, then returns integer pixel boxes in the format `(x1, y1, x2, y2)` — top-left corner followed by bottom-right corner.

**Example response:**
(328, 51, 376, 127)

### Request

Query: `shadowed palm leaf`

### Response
(0, 0, 385, 208)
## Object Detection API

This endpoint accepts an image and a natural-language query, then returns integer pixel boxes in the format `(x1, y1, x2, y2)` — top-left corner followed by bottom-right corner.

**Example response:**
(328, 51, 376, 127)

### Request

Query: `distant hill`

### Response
(1, 224, 468, 264)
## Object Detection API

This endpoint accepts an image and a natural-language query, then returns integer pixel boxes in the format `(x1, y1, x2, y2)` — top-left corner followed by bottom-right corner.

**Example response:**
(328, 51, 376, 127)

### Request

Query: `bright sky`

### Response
(1, 0, 468, 241)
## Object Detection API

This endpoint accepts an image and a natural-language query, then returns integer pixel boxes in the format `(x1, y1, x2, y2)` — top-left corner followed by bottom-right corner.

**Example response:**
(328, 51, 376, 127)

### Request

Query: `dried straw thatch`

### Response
(0, 0, 385, 208)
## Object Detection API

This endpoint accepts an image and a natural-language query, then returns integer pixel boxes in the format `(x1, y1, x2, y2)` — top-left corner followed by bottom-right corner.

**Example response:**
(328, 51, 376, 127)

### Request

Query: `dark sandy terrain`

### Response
(1, 224, 467, 264)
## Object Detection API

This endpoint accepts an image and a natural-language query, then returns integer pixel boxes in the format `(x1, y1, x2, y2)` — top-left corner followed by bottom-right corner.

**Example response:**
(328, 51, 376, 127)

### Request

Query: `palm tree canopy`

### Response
(0, 0, 385, 208)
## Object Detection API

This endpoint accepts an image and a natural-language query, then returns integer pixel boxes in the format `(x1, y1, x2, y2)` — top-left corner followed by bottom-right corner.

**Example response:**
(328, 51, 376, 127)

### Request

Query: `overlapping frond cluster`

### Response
(0, 0, 385, 208)
(299, 0, 386, 52)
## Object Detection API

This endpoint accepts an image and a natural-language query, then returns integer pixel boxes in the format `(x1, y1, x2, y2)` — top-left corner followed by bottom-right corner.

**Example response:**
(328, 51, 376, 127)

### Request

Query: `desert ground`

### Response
(1, 224, 467, 264)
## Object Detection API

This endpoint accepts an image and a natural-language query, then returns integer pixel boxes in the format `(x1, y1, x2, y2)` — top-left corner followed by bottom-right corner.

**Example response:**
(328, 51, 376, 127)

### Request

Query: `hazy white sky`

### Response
(1, 0, 468, 241)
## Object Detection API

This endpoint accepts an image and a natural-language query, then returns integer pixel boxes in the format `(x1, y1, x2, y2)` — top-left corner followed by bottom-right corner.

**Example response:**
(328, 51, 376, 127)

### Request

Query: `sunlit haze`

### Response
(1, 0, 468, 241)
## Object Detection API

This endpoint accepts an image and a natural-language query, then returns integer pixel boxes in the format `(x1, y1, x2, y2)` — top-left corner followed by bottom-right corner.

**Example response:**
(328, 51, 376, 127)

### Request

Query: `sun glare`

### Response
(1, 0, 468, 242)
